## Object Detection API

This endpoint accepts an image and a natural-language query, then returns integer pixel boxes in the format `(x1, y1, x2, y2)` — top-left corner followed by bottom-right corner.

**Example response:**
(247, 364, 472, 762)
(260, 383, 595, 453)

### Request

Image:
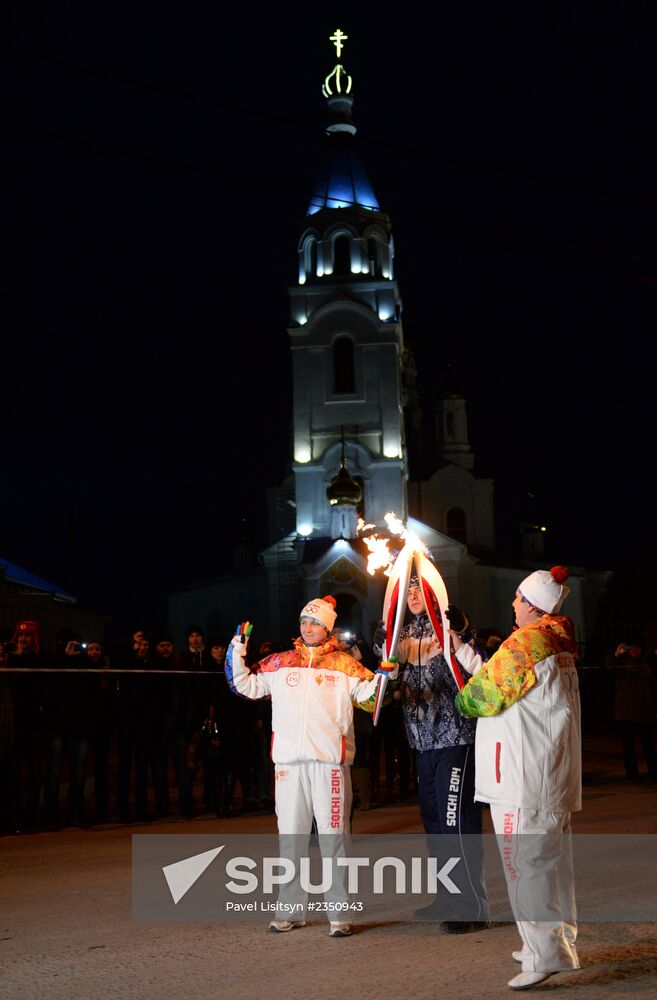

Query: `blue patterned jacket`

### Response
(399, 614, 477, 751)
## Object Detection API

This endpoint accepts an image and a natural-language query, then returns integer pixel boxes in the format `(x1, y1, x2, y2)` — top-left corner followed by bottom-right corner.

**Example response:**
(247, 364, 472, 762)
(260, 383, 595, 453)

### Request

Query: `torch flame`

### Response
(359, 511, 429, 576)
(362, 535, 395, 576)
(383, 512, 427, 554)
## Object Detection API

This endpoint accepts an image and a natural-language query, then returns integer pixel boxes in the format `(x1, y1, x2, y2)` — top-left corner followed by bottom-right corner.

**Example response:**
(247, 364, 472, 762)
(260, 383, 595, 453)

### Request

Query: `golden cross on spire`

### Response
(329, 28, 348, 58)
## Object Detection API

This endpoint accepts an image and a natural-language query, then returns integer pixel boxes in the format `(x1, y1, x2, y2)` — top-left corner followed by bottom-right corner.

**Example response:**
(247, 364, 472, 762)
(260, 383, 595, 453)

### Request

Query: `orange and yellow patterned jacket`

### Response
(455, 616, 577, 717)
(454, 615, 581, 810)
(227, 635, 381, 765)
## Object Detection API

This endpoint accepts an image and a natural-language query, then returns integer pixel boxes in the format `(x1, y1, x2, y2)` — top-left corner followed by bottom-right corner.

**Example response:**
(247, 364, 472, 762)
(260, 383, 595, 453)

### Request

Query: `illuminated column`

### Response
(287, 27, 408, 539)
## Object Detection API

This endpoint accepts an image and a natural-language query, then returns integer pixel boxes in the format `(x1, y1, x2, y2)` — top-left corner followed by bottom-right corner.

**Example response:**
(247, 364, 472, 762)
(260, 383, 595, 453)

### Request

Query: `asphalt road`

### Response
(1, 735, 656, 999)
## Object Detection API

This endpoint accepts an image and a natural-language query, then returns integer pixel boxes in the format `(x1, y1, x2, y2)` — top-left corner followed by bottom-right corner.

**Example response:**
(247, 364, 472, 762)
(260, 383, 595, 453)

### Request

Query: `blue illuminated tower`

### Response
(167, 30, 604, 654)
(288, 38, 408, 542)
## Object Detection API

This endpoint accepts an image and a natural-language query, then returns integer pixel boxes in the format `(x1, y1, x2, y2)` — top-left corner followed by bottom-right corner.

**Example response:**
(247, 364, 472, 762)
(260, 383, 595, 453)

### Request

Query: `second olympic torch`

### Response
(371, 534, 464, 727)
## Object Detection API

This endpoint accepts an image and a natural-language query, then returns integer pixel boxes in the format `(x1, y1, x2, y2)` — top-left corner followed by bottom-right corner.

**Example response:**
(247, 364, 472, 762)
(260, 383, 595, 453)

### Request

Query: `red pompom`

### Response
(323, 595, 337, 609)
(550, 565, 569, 583)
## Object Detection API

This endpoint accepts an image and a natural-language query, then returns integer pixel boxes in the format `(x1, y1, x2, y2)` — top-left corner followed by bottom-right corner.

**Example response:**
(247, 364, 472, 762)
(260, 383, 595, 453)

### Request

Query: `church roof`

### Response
(0, 555, 76, 602)
(307, 133, 380, 216)
(299, 537, 337, 562)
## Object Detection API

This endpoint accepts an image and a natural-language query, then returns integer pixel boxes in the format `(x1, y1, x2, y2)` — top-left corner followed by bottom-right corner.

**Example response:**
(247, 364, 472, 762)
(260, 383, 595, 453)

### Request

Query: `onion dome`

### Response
(327, 461, 362, 507)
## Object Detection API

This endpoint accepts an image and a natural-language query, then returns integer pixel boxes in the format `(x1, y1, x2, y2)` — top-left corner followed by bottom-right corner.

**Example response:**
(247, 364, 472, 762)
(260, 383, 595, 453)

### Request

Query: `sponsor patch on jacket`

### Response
(286, 672, 300, 687)
(314, 673, 337, 687)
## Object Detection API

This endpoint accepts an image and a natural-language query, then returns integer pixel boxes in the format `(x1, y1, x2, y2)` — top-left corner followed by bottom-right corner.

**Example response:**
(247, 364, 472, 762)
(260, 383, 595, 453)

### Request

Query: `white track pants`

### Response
(273, 762, 352, 920)
(490, 805, 579, 974)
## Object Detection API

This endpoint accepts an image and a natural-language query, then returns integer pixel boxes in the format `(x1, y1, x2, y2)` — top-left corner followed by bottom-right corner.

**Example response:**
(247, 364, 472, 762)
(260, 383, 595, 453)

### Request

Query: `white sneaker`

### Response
(268, 919, 306, 933)
(508, 971, 556, 990)
(329, 922, 352, 937)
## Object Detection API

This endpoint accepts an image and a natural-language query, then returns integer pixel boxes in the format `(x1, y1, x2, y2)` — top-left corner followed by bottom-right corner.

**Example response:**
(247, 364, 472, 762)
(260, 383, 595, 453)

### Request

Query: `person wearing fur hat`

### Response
(454, 566, 581, 991)
(226, 594, 394, 937)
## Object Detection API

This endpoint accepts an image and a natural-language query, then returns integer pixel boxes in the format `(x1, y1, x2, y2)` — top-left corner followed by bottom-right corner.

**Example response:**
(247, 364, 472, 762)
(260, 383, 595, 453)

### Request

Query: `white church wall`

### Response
(417, 465, 494, 553)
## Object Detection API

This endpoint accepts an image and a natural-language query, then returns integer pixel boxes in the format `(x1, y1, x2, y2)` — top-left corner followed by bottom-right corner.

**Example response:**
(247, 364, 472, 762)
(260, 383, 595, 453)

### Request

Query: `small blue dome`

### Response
(308, 135, 380, 215)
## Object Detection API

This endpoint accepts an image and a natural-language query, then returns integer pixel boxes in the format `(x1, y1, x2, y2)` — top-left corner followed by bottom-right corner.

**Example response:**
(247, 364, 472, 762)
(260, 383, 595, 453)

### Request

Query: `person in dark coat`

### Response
(613, 643, 657, 780)
(0, 637, 18, 834)
(196, 637, 231, 815)
(116, 633, 169, 822)
(44, 633, 95, 828)
(7, 621, 49, 830)
(84, 640, 116, 823)
(168, 626, 206, 818)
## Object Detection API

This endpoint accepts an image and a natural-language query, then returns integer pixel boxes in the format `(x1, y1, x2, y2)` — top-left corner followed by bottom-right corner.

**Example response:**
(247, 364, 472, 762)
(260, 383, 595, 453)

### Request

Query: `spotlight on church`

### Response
(297, 523, 313, 537)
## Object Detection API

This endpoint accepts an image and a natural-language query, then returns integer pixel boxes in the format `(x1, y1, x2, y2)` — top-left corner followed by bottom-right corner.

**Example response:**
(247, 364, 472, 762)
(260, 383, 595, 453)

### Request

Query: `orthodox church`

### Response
(168, 32, 608, 651)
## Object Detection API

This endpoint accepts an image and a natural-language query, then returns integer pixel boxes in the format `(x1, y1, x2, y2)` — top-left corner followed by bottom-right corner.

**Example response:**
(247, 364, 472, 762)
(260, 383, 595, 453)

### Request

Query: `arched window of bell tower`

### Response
(367, 237, 379, 276)
(333, 235, 351, 276)
(333, 337, 355, 394)
(446, 411, 455, 439)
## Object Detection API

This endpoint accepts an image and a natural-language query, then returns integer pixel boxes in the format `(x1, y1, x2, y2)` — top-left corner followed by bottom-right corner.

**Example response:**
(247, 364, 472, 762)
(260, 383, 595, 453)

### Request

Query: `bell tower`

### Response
(289, 29, 407, 540)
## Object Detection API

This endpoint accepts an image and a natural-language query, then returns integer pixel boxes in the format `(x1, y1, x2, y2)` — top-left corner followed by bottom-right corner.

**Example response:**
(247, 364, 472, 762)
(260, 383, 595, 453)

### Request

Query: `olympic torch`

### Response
(367, 518, 464, 726)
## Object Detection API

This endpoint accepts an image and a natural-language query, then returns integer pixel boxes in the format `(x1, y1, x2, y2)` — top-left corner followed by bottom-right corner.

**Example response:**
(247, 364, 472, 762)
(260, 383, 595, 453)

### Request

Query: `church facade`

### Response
(168, 33, 609, 653)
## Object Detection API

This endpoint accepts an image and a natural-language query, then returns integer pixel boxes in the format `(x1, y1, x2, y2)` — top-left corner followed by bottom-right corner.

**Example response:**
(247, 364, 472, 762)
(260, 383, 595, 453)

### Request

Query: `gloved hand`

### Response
(227, 621, 252, 668)
(372, 621, 387, 655)
(375, 657, 398, 680)
(445, 604, 468, 634)
(234, 621, 253, 646)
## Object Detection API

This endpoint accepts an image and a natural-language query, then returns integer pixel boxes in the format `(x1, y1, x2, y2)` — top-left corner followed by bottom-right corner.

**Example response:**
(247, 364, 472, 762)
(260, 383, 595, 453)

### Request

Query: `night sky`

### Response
(7, 5, 657, 626)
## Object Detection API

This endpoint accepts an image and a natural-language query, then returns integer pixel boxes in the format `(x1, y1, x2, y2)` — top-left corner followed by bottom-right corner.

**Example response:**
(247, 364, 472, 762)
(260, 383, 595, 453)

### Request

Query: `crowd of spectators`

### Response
(0, 620, 274, 834)
(2, 616, 656, 837)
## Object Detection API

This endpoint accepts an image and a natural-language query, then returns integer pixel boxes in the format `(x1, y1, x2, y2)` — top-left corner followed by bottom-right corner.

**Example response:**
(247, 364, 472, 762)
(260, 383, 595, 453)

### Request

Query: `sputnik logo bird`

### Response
(162, 845, 225, 904)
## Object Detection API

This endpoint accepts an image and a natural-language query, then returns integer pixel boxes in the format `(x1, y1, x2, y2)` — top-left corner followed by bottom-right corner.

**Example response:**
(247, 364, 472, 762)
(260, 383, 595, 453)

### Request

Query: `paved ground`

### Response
(1, 733, 656, 999)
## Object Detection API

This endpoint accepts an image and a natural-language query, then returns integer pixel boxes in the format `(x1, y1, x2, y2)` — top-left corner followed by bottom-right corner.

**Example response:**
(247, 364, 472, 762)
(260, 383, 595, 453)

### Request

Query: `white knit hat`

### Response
(300, 595, 337, 632)
(518, 566, 570, 614)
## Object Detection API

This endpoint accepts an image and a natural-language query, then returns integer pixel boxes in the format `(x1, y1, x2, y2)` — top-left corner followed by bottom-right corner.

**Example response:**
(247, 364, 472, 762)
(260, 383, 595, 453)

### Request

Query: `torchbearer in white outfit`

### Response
(453, 566, 581, 991)
(226, 595, 395, 937)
